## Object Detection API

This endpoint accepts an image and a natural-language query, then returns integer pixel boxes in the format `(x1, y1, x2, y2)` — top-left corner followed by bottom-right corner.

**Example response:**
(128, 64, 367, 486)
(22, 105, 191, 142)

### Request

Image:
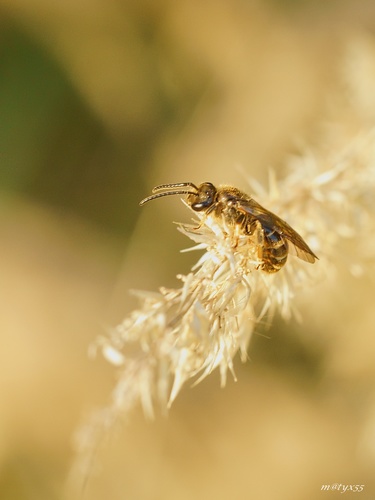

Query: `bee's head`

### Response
(139, 182, 217, 212)
(187, 182, 217, 211)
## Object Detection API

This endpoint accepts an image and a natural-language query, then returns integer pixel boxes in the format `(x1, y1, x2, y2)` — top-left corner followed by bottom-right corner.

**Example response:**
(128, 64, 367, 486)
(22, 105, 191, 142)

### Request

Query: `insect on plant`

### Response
(140, 182, 318, 273)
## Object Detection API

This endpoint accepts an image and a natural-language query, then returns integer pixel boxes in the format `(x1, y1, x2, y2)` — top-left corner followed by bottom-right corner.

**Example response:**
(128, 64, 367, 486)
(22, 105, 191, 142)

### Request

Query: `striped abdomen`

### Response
(261, 228, 288, 273)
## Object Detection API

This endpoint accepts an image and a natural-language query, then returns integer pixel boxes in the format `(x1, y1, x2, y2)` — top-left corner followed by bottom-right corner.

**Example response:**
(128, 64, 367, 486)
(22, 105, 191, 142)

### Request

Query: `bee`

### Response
(140, 182, 318, 273)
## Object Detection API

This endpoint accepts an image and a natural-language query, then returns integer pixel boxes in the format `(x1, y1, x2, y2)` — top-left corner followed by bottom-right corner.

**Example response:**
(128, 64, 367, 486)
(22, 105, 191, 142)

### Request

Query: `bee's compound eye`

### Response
(191, 201, 209, 211)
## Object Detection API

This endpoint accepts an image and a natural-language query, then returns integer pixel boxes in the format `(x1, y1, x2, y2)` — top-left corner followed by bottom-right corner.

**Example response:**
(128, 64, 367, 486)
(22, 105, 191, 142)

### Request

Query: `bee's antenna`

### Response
(139, 190, 197, 206)
(152, 182, 198, 193)
(139, 182, 199, 206)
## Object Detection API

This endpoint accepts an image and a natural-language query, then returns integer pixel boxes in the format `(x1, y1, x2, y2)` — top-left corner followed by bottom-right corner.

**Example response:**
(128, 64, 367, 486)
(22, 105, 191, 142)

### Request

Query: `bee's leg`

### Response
(231, 224, 241, 248)
(192, 204, 216, 230)
(254, 248, 266, 272)
(251, 221, 265, 269)
(228, 213, 249, 248)
(193, 213, 208, 230)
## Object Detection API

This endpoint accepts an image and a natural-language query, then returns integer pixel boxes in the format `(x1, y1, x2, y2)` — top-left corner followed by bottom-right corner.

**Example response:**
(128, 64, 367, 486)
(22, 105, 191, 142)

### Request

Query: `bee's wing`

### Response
(236, 198, 318, 264)
(284, 239, 317, 264)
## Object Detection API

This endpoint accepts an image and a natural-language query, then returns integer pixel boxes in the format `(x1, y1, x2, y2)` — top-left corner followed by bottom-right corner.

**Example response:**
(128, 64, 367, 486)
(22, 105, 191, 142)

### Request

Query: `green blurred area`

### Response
(0, 18, 206, 236)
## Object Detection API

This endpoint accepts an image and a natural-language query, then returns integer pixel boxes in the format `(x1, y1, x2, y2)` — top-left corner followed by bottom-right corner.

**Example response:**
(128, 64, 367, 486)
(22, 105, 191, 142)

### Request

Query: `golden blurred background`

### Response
(0, 0, 375, 499)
